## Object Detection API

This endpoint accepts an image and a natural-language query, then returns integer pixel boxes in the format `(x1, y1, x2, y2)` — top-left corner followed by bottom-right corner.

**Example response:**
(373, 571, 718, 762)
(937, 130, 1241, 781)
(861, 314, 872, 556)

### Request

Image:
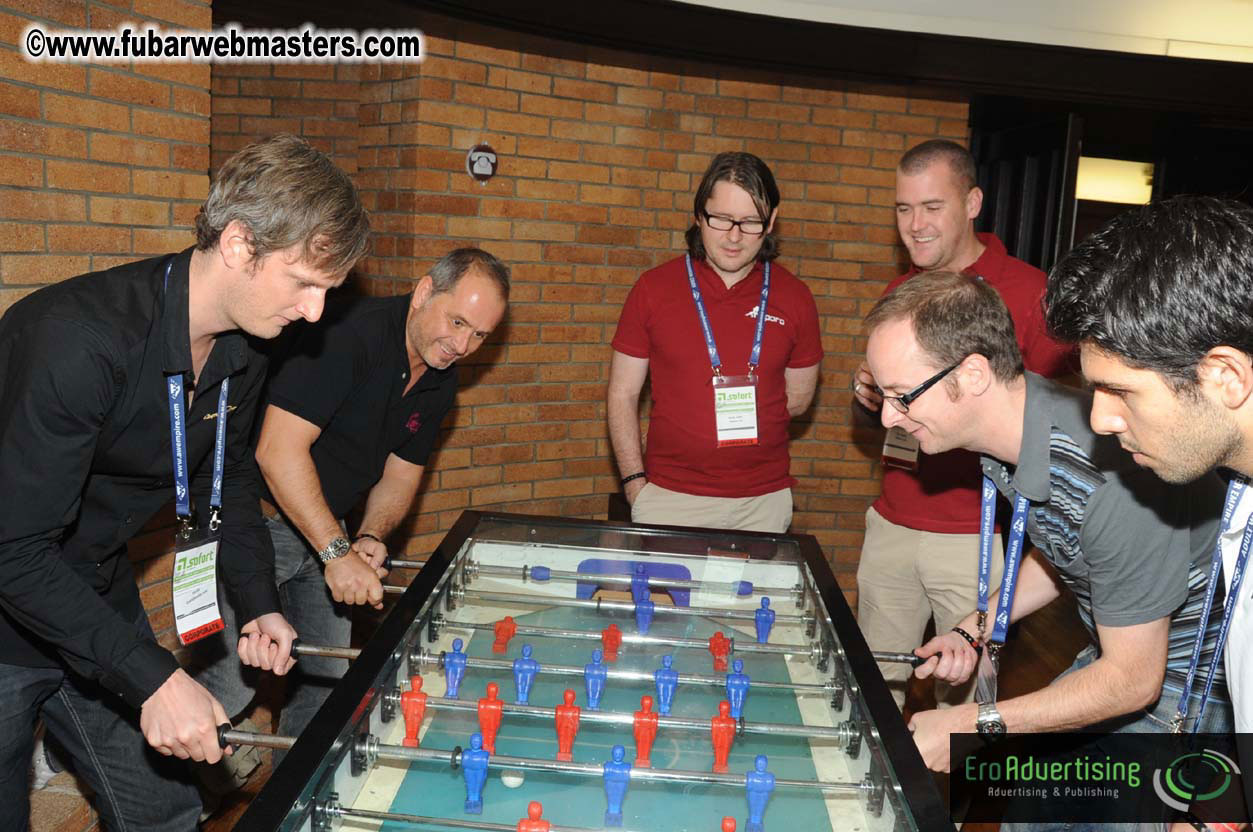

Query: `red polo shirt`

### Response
(612, 255, 823, 498)
(872, 233, 1075, 533)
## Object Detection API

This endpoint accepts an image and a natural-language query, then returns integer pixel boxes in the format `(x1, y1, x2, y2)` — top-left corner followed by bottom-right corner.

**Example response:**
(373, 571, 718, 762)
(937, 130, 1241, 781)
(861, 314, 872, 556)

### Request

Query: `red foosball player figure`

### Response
(492, 615, 518, 654)
(601, 623, 623, 662)
(708, 631, 732, 672)
(400, 675, 428, 748)
(633, 694, 659, 768)
(721, 818, 736, 832)
(517, 801, 551, 832)
(478, 682, 504, 753)
(711, 700, 735, 773)
(555, 688, 581, 761)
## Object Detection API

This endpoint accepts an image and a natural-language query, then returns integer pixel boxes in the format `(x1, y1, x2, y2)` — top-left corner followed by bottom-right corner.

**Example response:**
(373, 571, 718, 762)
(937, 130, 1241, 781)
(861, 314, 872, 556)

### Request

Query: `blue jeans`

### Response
(0, 645, 201, 830)
(192, 515, 350, 755)
(1002, 644, 1234, 832)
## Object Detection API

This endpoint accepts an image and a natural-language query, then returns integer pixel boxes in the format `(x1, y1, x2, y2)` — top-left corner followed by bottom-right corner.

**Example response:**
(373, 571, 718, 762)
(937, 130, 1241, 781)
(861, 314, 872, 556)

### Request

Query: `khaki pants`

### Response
(631, 482, 793, 534)
(855, 506, 1003, 709)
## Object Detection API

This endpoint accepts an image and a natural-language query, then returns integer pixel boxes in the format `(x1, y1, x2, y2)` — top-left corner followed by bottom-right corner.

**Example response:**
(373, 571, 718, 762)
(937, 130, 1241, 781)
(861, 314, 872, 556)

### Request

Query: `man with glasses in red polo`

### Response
(608, 152, 822, 533)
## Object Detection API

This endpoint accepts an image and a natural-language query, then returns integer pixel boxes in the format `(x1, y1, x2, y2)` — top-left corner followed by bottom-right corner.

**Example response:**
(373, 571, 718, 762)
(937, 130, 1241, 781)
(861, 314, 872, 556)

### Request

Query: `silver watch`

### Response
(976, 701, 1007, 741)
(316, 536, 351, 565)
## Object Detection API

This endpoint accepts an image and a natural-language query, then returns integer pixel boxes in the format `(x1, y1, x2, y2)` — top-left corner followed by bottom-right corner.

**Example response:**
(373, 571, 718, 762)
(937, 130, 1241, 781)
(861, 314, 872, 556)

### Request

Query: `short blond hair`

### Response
(195, 134, 369, 274)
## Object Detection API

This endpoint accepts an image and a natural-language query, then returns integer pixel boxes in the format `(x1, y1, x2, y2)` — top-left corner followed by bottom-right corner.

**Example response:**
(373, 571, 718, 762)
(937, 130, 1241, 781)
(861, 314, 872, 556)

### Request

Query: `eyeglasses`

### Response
(702, 212, 766, 235)
(877, 361, 961, 414)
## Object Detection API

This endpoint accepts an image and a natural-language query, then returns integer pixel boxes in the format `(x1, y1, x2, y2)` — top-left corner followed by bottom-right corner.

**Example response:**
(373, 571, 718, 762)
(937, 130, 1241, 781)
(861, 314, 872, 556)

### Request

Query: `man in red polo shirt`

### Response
(608, 152, 822, 533)
(852, 140, 1072, 708)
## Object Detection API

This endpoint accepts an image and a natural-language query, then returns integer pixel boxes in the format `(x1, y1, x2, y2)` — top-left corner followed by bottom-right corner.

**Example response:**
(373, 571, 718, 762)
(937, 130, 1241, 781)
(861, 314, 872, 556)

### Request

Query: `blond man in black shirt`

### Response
(0, 134, 367, 829)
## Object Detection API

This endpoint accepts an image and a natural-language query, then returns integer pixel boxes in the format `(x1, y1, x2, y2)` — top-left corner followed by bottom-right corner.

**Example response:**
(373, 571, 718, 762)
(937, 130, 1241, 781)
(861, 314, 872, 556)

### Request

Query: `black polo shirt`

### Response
(0, 249, 279, 708)
(264, 294, 456, 519)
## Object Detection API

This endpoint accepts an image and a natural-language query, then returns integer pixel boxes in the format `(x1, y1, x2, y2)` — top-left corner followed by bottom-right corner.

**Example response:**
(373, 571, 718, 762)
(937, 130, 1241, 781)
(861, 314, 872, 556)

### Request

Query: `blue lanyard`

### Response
(977, 474, 1030, 645)
(684, 255, 770, 376)
(163, 261, 230, 535)
(1177, 475, 1252, 732)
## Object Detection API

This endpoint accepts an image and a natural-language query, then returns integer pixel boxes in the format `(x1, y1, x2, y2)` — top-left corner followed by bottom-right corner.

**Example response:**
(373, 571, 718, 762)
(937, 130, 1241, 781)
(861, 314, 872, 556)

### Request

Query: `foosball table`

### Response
(230, 512, 949, 832)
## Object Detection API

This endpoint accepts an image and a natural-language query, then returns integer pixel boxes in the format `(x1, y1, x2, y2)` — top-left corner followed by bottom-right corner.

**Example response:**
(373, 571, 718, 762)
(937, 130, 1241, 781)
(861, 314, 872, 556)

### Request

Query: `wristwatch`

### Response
(316, 536, 351, 565)
(976, 702, 1007, 741)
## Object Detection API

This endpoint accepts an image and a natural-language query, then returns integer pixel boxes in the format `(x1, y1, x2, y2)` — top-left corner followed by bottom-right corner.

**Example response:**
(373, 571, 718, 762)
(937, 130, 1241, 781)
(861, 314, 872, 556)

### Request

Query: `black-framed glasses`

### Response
(877, 361, 961, 414)
(702, 212, 766, 235)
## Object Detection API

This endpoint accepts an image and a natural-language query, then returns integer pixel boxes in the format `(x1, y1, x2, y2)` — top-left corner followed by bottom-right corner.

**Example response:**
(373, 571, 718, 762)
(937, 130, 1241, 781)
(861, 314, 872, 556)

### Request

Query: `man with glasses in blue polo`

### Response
(608, 152, 822, 533)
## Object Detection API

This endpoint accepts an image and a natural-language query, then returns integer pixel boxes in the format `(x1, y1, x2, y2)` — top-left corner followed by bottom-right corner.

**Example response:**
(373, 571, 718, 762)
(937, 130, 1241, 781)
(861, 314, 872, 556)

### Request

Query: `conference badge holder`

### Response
(713, 372, 759, 447)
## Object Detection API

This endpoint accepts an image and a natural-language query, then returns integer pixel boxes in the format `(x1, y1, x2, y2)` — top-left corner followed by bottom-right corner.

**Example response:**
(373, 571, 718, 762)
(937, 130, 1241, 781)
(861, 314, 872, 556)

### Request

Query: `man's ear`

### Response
(218, 220, 257, 272)
(411, 274, 435, 311)
(961, 353, 995, 397)
(965, 186, 984, 222)
(1199, 346, 1253, 411)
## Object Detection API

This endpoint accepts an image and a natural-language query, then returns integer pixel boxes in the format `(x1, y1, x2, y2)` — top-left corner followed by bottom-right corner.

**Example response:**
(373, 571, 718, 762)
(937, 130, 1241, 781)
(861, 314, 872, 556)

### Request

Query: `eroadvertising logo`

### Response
(1153, 748, 1240, 813)
(952, 733, 1247, 824)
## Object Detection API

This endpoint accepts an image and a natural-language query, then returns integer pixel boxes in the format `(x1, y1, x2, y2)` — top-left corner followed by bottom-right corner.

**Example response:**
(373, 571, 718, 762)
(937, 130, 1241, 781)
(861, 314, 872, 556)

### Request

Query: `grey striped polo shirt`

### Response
(981, 372, 1228, 696)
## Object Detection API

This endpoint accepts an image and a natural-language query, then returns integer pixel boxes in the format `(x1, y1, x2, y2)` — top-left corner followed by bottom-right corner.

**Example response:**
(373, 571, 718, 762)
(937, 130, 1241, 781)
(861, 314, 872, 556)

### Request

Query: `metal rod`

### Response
(331, 806, 517, 831)
(388, 558, 428, 570)
(292, 643, 362, 660)
(410, 647, 830, 695)
(288, 642, 836, 697)
(444, 618, 806, 658)
(418, 694, 852, 741)
(871, 650, 926, 667)
(390, 744, 861, 794)
(223, 730, 865, 795)
(463, 588, 807, 626)
(473, 562, 797, 598)
(221, 729, 298, 751)
(331, 804, 612, 832)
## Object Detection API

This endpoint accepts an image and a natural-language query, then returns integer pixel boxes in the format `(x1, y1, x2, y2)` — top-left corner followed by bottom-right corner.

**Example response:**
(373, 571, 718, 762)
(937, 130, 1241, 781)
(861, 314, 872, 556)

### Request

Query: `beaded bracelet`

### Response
(951, 626, 980, 650)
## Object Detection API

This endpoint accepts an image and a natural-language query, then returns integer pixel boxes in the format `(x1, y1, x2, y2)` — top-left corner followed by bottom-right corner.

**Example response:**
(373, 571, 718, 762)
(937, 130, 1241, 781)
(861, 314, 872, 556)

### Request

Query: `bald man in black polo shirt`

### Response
(195, 247, 509, 749)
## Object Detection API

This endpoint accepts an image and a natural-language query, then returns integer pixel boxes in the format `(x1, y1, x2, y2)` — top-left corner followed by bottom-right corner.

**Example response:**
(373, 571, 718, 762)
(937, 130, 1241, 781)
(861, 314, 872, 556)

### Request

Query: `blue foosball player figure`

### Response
(655, 655, 678, 715)
(462, 732, 490, 814)
(585, 648, 608, 710)
(754, 597, 775, 644)
(634, 598, 655, 634)
(513, 643, 540, 705)
(631, 562, 649, 603)
(744, 754, 774, 832)
(445, 638, 468, 699)
(602, 744, 632, 827)
(725, 659, 750, 719)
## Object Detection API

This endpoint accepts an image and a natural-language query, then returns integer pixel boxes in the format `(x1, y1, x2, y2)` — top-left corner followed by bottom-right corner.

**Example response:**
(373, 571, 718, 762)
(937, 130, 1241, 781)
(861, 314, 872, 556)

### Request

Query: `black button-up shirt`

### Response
(0, 249, 279, 708)
(264, 294, 456, 519)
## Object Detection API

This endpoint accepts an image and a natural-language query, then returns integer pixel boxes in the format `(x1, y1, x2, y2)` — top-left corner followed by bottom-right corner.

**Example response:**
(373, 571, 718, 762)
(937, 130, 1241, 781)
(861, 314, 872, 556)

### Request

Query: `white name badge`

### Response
(882, 425, 920, 470)
(172, 533, 225, 645)
(713, 374, 759, 447)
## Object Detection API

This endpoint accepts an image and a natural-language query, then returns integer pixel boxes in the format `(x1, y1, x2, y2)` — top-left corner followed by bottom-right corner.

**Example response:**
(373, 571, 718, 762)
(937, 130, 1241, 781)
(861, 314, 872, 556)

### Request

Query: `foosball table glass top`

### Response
(236, 512, 949, 832)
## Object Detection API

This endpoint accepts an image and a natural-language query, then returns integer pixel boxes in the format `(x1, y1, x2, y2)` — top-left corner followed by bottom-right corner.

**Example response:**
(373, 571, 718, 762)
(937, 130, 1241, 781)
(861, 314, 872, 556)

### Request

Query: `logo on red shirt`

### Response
(745, 307, 785, 326)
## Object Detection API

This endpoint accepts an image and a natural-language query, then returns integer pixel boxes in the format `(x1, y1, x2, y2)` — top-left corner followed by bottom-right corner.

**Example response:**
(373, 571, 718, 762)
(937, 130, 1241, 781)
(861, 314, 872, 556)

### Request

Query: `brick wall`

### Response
(208, 30, 969, 599)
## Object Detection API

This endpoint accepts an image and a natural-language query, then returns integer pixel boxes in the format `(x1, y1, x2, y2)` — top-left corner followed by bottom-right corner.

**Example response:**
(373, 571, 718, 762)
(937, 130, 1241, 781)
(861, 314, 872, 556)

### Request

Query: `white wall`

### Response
(680, 0, 1253, 63)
